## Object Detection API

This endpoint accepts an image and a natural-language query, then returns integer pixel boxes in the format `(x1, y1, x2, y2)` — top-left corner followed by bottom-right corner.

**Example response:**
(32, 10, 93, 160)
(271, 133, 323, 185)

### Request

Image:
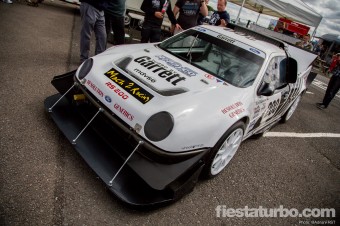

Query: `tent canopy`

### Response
(321, 34, 340, 44)
(228, 0, 322, 28)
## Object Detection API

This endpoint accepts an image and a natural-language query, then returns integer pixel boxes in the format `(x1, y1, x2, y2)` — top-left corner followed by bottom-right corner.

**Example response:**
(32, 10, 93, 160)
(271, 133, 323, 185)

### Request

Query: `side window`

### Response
(263, 56, 287, 89)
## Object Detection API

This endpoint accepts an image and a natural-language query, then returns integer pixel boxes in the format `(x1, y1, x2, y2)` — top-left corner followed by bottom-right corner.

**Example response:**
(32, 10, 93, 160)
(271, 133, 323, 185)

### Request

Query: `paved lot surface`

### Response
(1, 1, 339, 225)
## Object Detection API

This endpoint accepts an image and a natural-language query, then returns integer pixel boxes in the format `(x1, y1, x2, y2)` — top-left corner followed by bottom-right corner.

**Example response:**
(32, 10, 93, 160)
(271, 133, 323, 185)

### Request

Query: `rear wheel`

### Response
(203, 121, 244, 178)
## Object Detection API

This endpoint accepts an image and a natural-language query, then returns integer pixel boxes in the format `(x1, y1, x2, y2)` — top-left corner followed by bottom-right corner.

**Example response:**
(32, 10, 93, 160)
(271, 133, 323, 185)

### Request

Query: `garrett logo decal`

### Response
(134, 56, 186, 85)
(216, 34, 235, 44)
(104, 68, 153, 104)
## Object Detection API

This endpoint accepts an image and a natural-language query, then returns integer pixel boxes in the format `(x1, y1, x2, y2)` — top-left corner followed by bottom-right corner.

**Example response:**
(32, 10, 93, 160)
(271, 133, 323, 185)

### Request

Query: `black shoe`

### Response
(316, 103, 327, 109)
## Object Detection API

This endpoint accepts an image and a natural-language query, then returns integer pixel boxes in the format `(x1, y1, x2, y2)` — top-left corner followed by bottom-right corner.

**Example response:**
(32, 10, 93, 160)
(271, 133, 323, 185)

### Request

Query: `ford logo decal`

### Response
(104, 95, 112, 103)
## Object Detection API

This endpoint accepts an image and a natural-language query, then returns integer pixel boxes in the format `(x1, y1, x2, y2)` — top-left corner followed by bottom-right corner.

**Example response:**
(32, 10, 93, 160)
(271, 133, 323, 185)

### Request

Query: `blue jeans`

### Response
(80, 2, 106, 62)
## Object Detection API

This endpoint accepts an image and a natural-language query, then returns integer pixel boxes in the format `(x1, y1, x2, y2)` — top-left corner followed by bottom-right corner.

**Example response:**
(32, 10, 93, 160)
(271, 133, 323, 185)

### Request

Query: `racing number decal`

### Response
(104, 68, 154, 104)
(261, 97, 281, 123)
(265, 99, 280, 118)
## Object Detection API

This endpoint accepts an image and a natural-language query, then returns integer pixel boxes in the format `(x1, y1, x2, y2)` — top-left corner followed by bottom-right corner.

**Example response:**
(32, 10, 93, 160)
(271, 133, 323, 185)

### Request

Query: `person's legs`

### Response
(93, 10, 106, 55)
(104, 13, 112, 41)
(80, 3, 95, 62)
(141, 22, 152, 43)
(323, 76, 340, 106)
(318, 75, 340, 109)
(111, 16, 125, 45)
(149, 27, 162, 43)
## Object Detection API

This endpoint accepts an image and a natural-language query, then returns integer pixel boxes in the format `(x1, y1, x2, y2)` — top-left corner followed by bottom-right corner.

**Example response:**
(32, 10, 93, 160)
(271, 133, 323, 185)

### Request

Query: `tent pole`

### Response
(311, 24, 319, 40)
(235, 0, 246, 25)
(255, 13, 261, 25)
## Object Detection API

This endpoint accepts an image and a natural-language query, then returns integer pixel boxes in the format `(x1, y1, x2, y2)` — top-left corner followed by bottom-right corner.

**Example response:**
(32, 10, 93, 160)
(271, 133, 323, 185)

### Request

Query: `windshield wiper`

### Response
(187, 34, 199, 64)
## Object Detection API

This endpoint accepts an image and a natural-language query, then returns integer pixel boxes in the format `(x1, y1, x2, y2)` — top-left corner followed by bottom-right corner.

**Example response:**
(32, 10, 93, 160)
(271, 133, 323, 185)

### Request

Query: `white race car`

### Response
(45, 25, 317, 206)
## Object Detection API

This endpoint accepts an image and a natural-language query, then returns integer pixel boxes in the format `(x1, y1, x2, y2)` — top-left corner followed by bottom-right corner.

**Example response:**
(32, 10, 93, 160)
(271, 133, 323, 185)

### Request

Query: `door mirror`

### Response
(286, 57, 298, 83)
(258, 82, 275, 96)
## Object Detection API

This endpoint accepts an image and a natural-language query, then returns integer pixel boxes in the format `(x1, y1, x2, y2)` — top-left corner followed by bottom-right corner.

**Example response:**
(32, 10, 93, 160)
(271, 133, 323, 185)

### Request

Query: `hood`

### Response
(110, 45, 224, 97)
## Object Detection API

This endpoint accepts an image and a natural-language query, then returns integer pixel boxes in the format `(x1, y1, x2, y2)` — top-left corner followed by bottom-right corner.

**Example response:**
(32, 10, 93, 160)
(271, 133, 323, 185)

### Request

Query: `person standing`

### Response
(173, 0, 208, 31)
(296, 34, 313, 51)
(316, 54, 340, 109)
(197, 0, 214, 25)
(208, 0, 230, 27)
(105, 0, 126, 45)
(79, 0, 107, 63)
(140, 0, 178, 43)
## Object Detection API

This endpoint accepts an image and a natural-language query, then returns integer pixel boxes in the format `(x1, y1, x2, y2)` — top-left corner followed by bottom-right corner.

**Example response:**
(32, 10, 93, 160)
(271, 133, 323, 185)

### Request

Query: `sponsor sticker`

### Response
(134, 56, 186, 85)
(104, 95, 112, 103)
(113, 103, 134, 121)
(155, 55, 198, 77)
(221, 102, 245, 118)
(249, 47, 261, 55)
(216, 34, 236, 44)
(221, 102, 243, 114)
(205, 74, 215, 80)
(104, 68, 154, 104)
(86, 80, 104, 97)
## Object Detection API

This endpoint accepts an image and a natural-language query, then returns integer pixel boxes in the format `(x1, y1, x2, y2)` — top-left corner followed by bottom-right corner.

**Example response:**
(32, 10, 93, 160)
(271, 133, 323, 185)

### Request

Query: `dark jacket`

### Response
(141, 0, 177, 27)
(80, 0, 107, 11)
(105, 0, 126, 17)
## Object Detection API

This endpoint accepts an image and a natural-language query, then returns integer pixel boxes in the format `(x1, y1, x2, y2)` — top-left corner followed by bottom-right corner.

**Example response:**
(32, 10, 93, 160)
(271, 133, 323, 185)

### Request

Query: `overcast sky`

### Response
(210, 0, 340, 37)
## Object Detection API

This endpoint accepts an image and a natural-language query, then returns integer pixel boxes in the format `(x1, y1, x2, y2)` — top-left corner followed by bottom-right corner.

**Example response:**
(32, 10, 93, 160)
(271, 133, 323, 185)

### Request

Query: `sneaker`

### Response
(316, 103, 327, 109)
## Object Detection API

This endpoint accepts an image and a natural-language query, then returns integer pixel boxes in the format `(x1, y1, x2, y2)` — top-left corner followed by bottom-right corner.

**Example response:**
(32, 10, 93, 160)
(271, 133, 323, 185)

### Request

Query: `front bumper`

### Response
(44, 70, 209, 206)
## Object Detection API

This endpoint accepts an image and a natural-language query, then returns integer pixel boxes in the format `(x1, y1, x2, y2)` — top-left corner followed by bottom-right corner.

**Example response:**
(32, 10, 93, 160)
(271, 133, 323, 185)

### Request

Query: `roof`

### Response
(320, 34, 340, 44)
(203, 25, 284, 55)
(228, 0, 322, 27)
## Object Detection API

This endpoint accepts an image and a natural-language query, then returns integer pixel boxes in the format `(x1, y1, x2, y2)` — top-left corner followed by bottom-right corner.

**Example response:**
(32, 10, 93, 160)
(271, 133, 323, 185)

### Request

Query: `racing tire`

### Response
(124, 15, 131, 26)
(202, 121, 245, 179)
(137, 20, 144, 30)
(280, 95, 301, 123)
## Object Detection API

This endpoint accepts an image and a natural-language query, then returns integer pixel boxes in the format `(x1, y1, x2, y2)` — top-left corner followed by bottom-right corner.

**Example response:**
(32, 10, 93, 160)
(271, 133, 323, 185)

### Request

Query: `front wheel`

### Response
(203, 121, 244, 178)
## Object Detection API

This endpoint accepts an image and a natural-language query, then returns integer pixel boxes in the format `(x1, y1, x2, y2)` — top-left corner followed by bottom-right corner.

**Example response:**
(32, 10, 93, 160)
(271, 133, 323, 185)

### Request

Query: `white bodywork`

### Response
(76, 25, 316, 153)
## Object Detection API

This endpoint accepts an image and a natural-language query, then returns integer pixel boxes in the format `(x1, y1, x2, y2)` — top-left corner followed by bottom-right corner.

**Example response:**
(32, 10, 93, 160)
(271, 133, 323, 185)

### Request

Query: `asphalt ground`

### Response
(0, 1, 339, 225)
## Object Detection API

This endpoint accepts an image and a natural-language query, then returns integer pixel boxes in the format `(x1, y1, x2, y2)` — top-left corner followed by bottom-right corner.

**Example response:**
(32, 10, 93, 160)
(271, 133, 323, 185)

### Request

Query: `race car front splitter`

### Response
(44, 71, 207, 207)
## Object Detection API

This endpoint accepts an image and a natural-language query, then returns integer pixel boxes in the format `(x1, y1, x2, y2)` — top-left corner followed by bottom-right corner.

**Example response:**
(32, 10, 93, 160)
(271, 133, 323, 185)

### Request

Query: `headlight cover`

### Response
(144, 111, 174, 142)
(78, 58, 93, 79)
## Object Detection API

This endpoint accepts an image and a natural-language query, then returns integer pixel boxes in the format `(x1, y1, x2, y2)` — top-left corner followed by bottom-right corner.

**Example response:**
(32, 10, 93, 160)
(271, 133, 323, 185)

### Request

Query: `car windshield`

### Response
(158, 29, 265, 88)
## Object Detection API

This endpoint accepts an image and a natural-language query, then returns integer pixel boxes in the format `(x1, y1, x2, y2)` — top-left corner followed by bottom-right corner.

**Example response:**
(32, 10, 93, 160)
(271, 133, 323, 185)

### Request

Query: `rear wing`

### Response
(227, 23, 317, 75)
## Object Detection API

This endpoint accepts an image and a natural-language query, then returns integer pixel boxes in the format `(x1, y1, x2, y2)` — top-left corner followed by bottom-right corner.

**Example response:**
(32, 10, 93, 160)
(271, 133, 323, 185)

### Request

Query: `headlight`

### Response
(144, 112, 174, 142)
(78, 58, 93, 79)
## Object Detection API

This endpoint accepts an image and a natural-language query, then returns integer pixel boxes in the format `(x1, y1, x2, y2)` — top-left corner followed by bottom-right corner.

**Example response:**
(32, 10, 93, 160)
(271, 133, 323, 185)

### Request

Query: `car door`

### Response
(254, 56, 291, 130)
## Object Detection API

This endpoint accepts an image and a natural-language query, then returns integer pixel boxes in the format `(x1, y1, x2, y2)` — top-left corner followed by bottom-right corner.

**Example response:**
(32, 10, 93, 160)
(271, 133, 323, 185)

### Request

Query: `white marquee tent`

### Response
(228, 0, 322, 35)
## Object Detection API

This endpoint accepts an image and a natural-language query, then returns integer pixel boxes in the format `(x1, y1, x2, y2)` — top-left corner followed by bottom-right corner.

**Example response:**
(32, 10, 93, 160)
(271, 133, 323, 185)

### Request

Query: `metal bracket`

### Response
(109, 141, 144, 187)
(72, 108, 104, 144)
(48, 83, 76, 112)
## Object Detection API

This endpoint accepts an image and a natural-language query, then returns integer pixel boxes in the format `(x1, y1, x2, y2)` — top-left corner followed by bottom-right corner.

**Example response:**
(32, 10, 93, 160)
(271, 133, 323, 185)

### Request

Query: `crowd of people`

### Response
(79, 0, 230, 63)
